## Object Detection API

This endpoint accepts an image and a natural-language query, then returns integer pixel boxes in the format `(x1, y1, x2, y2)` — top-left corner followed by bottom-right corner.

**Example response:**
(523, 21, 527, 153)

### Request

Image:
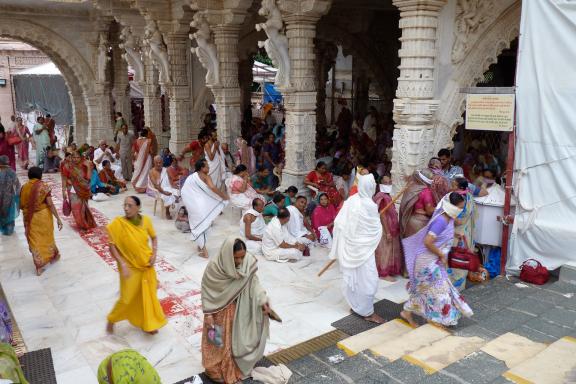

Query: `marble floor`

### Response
(0, 171, 408, 383)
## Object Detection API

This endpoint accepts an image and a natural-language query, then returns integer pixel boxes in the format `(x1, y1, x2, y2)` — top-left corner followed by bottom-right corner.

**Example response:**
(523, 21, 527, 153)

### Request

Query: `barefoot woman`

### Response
(106, 196, 167, 334)
(401, 192, 473, 328)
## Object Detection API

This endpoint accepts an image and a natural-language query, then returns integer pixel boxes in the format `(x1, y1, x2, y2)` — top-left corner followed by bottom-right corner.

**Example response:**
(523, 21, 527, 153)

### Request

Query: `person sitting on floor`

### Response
(90, 167, 118, 195)
(262, 207, 306, 262)
(43, 146, 61, 173)
(147, 155, 179, 219)
(262, 191, 286, 220)
(99, 160, 127, 192)
(286, 195, 315, 246)
(251, 166, 274, 197)
(175, 206, 191, 233)
(166, 156, 188, 190)
(240, 198, 267, 256)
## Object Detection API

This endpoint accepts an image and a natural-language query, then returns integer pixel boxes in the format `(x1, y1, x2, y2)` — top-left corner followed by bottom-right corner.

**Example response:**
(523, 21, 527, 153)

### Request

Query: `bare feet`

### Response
(381, 276, 397, 282)
(198, 247, 208, 259)
(106, 321, 114, 334)
(145, 330, 158, 335)
(364, 313, 386, 324)
(400, 310, 419, 328)
(35, 267, 44, 276)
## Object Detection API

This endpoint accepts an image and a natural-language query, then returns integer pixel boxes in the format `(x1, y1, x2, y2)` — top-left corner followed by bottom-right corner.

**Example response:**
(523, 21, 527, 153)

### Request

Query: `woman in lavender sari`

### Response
(400, 192, 473, 328)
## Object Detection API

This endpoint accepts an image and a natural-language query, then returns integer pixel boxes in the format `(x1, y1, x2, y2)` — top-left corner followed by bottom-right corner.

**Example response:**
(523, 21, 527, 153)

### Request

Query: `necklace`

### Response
(127, 214, 142, 226)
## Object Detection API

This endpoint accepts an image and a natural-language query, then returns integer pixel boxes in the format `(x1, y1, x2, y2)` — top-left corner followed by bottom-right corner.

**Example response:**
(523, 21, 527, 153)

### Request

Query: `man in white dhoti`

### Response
(240, 198, 267, 256)
(262, 208, 306, 262)
(148, 155, 179, 219)
(182, 158, 229, 258)
(204, 130, 226, 190)
(93, 140, 122, 179)
(286, 196, 315, 246)
(329, 174, 385, 323)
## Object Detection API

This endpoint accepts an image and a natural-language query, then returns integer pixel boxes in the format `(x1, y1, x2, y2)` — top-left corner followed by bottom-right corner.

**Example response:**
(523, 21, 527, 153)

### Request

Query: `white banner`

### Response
(509, 0, 576, 271)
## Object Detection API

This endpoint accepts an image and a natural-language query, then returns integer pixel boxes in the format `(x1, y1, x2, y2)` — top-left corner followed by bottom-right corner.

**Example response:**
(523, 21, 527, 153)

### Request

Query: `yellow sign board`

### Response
(465, 94, 515, 132)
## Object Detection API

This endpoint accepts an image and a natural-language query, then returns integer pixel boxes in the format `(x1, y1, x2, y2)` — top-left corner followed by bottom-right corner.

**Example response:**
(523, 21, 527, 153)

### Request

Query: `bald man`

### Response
(148, 155, 179, 219)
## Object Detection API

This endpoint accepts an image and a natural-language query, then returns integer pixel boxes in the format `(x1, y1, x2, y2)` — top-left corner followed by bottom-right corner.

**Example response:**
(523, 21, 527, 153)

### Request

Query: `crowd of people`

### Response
(0, 104, 508, 383)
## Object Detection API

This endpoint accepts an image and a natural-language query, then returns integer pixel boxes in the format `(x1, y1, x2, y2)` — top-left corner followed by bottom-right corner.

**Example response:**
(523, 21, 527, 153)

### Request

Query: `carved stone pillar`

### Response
(143, 56, 163, 142)
(391, 0, 446, 191)
(238, 56, 254, 119)
(165, 33, 192, 153)
(111, 45, 132, 127)
(353, 59, 370, 120)
(211, 24, 242, 147)
(71, 91, 88, 143)
(315, 40, 338, 131)
(86, 85, 114, 143)
(277, 1, 332, 192)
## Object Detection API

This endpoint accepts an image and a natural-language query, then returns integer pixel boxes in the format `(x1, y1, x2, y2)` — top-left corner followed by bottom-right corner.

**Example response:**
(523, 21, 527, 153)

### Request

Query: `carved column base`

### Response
(143, 93, 163, 141)
(85, 88, 114, 144)
(391, 98, 440, 192)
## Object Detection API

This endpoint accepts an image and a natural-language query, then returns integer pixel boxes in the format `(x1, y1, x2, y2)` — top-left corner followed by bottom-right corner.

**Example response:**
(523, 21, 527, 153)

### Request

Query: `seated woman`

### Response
(90, 168, 119, 195)
(201, 237, 271, 383)
(97, 349, 160, 384)
(399, 169, 436, 238)
(226, 164, 265, 213)
(401, 192, 473, 328)
(304, 161, 341, 207)
(251, 166, 274, 198)
(99, 160, 126, 191)
(166, 156, 189, 190)
(311, 193, 337, 239)
(175, 206, 191, 233)
(43, 147, 61, 173)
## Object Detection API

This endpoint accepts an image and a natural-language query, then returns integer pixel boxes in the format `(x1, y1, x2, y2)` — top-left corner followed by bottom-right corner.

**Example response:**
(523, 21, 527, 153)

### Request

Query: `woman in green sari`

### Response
(97, 349, 160, 384)
(0, 343, 28, 384)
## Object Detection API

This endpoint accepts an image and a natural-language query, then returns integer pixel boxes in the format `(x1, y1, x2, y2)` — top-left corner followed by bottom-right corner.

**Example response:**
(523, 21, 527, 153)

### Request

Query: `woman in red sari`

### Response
(16, 118, 31, 169)
(304, 161, 341, 206)
(399, 169, 435, 238)
(373, 176, 403, 280)
(61, 151, 96, 230)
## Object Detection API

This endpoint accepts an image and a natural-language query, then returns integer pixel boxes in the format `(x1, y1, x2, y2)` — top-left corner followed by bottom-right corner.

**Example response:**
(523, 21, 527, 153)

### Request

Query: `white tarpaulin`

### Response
(509, 0, 576, 271)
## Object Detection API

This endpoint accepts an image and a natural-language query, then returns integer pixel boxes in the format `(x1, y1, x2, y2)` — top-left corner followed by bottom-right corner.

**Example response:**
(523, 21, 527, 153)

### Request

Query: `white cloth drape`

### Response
(206, 143, 226, 190)
(148, 168, 179, 207)
(509, 0, 576, 271)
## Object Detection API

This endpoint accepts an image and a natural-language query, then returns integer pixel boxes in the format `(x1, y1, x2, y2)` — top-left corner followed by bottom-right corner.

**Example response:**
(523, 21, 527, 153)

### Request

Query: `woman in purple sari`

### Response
(400, 192, 473, 328)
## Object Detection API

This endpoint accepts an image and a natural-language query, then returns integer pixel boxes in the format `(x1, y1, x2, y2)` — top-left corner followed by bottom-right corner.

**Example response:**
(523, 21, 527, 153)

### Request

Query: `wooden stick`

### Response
(317, 183, 411, 278)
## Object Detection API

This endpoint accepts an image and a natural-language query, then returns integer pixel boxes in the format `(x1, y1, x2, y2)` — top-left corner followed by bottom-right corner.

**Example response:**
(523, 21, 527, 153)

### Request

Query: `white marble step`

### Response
(403, 335, 487, 374)
(503, 336, 576, 384)
(370, 324, 450, 362)
(481, 332, 547, 369)
(336, 319, 413, 356)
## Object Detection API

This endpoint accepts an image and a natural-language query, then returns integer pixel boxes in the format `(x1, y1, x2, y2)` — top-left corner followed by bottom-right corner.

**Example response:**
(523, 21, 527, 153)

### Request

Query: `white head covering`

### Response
(329, 174, 383, 268)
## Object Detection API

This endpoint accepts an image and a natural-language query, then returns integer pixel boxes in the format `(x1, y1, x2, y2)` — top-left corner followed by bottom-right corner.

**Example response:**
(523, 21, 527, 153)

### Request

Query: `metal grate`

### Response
(19, 348, 57, 384)
(266, 330, 348, 365)
(331, 299, 405, 336)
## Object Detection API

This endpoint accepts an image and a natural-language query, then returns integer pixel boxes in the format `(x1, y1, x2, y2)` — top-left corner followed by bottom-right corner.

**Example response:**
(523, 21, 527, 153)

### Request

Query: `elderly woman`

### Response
(61, 150, 96, 230)
(20, 167, 63, 275)
(97, 349, 160, 384)
(106, 196, 167, 335)
(0, 156, 20, 236)
(428, 157, 451, 203)
(452, 177, 487, 251)
(201, 237, 271, 383)
(304, 161, 341, 206)
(401, 192, 473, 328)
(399, 169, 436, 238)
(226, 164, 265, 213)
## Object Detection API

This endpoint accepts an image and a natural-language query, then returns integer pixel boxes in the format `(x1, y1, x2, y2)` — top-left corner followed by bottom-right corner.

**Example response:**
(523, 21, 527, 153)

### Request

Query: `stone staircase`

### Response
(284, 269, 576, 383)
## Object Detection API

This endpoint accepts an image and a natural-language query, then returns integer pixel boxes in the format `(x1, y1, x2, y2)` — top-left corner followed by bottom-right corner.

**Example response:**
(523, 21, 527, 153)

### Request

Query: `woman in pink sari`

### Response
(132, 129, 153, 193)
(373, 177, 403, 280)
(226, 164, 265, 212)
(16, 118, 32, 169)
(399, 169, 436, 238)
(311, 193, 337, 238)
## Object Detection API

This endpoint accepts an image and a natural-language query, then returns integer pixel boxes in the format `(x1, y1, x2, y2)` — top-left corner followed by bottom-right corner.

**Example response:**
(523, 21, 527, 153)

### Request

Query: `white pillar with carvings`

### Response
(276, 0, 332, 192)
(142, 55, 163, 145)
(391, 0, 446, 191)
(112, 45, 132, 127)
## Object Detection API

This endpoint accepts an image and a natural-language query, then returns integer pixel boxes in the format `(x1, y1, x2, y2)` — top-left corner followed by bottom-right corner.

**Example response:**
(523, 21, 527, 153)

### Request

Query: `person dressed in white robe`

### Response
(262, 208, 306, 262)
(147, 155, 179, 218)
(182, 158, 229, 258)
(329, 174, 385, 323)
(240, 198, 267, 256)
(93, 140, 122, 180)
(286, 196, 315, 246)
(204, 130, 226, 190)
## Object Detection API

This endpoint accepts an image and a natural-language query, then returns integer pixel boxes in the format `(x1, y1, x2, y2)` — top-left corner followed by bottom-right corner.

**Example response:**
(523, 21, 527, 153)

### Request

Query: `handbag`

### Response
(448, 237, 480, 272)
(519, 259, 549, 285)
(6, 133, 22, 146)
(62, 198, 71, 217)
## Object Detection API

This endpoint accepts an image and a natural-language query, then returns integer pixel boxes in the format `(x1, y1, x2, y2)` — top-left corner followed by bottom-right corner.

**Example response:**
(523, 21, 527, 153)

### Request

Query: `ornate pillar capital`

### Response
(277, 0, 332, 20)
(392, 0, 447, 12)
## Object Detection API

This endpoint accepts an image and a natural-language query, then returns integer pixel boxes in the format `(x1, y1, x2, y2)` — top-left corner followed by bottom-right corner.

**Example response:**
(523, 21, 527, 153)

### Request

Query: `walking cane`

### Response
(317, 183, 412, 277)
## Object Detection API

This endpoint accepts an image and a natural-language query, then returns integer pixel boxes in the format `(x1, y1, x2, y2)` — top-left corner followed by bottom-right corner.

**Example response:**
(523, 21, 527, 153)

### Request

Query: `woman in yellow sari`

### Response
(106, 196, 166, 335)
(20, 167, 63, 275)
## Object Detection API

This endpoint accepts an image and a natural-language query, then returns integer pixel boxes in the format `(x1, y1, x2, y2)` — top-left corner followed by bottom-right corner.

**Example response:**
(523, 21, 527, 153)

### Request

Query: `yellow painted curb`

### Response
(563, 336, 576, 344)
(394, 318, 416, 329)
(502, 371, 534, 384)
(336, 341, 357, 357)
(402, 354, 437, 374)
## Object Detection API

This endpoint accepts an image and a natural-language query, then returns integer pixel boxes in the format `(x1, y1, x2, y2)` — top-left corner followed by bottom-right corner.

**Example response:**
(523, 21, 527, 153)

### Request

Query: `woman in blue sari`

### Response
(401, 192, 473, 328)
(0, 155, 20, 235)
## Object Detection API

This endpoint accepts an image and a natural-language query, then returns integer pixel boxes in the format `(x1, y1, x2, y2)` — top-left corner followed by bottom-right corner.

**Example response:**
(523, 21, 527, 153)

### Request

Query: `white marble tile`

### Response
(79, 334, 132, 372)
(56, 365, 99, 384)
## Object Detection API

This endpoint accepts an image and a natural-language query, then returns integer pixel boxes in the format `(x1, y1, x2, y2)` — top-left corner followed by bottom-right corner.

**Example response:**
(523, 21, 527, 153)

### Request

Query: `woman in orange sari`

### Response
(304, 161, 341, 206)
(106, 196, 167, 335)
(61, 151, 96, 230)
(20, 166, 63, 275)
